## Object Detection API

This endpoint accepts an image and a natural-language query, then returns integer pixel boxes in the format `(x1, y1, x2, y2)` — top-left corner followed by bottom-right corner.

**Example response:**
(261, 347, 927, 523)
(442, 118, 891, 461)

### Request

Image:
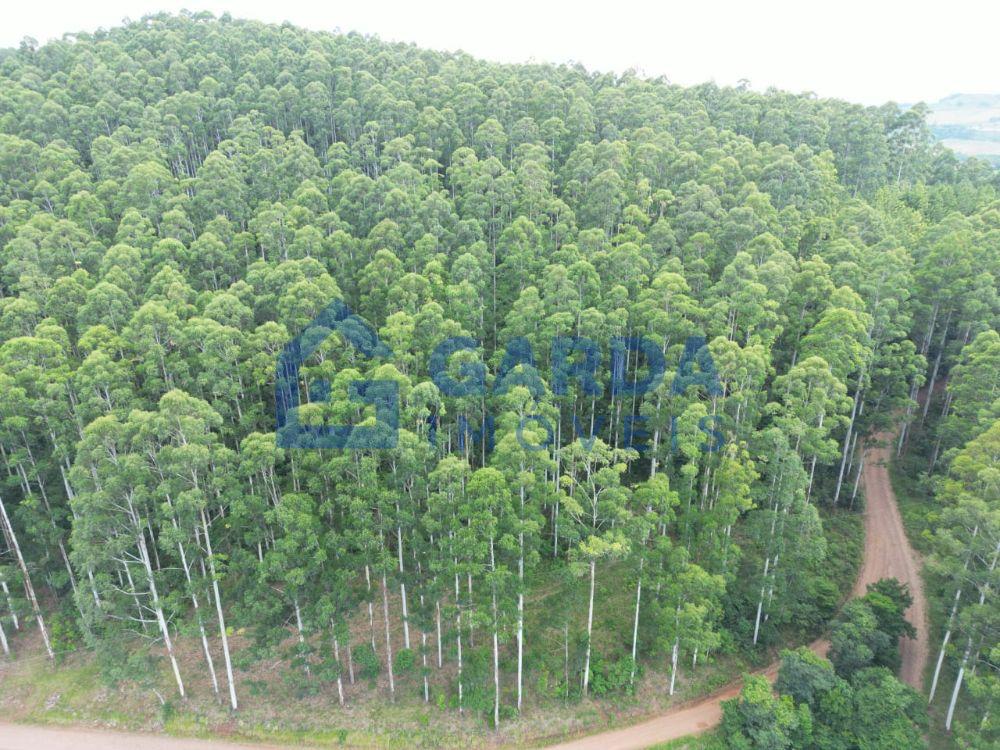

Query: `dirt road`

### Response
(542, 430, 929, 750)
(0, 431, 928, 750)
(852, 432, 929, 689)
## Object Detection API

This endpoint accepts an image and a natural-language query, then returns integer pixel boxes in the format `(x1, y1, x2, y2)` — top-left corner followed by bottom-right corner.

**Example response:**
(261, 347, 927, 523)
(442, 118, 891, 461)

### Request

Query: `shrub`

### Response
(394, 647, 415, 675)
(49, 610, 82, 659)
(589, 654, 639, 696)
(354, 643, 381, 681)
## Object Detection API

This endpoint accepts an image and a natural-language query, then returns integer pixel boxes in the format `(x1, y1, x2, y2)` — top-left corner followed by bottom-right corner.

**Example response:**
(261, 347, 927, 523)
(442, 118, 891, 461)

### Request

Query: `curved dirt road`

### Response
(541, 430, 929, 750)
(0, 432, 928, 750)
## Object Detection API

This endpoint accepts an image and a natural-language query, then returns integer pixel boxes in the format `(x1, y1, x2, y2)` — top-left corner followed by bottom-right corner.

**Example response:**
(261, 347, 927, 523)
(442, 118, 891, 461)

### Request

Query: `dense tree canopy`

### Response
(0, 11, 996, 735)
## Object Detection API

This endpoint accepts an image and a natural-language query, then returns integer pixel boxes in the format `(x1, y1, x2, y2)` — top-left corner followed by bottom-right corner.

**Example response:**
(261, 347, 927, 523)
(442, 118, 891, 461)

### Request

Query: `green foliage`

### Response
(752, 638, 928, 750)
(354, 644, 381, 682)
(828, 578, 913, 679)
(394, 647, 416, 675)
(721, 673, 813, 750)
(849, 668, 927, 749)
(0, 10, 994, 736)
(48, 608, 83, 659)
(775, 648, 838, 709)
(588, 653, 639, 696)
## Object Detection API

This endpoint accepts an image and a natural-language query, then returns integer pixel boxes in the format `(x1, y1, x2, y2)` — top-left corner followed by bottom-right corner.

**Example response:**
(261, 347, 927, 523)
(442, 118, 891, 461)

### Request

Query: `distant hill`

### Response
(927, 93, 1000, 164)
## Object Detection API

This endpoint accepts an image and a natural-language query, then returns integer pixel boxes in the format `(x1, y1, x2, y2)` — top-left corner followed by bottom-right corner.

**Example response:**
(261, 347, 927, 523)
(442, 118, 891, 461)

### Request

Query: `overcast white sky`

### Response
(2, 0, 996, 106)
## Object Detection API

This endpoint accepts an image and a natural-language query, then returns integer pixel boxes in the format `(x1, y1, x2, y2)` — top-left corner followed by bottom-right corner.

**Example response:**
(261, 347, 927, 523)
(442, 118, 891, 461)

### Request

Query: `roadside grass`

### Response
(0, 603, 748, 749)
(0, 653, 122, 725)
(819, 506, 864, 601)
(651, 728, 724, 749)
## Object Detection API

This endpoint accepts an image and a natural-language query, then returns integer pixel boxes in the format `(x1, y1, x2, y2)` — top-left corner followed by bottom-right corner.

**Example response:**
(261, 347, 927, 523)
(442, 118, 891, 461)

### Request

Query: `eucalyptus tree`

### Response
(773, 356, 850, 500)
(69, 414, 185, 697)
(0, 494, 52, 658)
(491, 385, 550, 710)
(145, 390, 240, 709)
(466, 467, 513, 727)
(559, 438, 635, 695)
(627, 474, 678, 684)
(426, 455, 472, 712)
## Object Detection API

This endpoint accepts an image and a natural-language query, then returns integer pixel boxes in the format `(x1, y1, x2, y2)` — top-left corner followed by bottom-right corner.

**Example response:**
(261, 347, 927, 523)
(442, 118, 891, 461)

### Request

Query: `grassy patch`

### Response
(651, 728, 724, 749)
(889, 449, 938, 556)
(819, 506, 865, 601)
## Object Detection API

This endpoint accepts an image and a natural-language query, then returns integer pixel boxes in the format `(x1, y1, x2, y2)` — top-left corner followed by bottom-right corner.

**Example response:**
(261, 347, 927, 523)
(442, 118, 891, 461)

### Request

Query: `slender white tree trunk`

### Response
(553, 495, 560, 556)
(897, 376, 922, 456)
(921, 313, 951, 424)
(834, 384, 863, 505)
(455, 572, 464, 713)
(946, 639, 972, 731)
(194, 598, 219, 696)
(399, 581, 411, 650)
(467, 573, 475, 647)
(138, 531, 184, 697)
(59, 464, 102, 609)
(517, 482, 526, 710)
(0, 614, 9, 656)
(294, 598, 310, 676)
(365, 565, 377, 653)
(517, 588, 524, 710)
(669, 637, 679, 696)
(752, 557, 771, 645)
(436, 599, 443, 668)
(421, 630, 429, 702)
(850, 452, 865, 506)
(582, 559, 596, 696)
(898, 302, 938, 454)
(121, 561, 147, 633)
(806, 449, 820, 501)
(930, 526, 978, 703)
(347, 641, 355, 684)
(396, 523, 411, 650)
(929, 591, 957, 703)
(490, 537, 500, 729)
(333, 634, 345, 706)
(168, 502, 218, 697)
(381, 574, 395, 700)
(201, 510, 238, 710)
(1, 580, 18, 630)
(668, 598, 682, 696)
(630, 557, 643, 686)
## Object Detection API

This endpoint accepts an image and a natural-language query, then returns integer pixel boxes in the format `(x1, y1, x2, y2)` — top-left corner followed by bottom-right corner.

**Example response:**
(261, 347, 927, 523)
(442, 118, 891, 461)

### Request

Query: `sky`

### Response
(2, 0, 997, 106)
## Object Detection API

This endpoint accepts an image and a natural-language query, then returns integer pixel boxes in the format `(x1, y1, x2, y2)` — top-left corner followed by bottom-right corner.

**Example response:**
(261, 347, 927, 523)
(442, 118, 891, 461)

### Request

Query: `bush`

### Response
(354, 643, 381, 681)
(828, 579, 912, 679)
(589, 654, 639, 696)
(394, 647, 415, 675)
(49, 610, 82, 659)
(459, 647, 492, 714)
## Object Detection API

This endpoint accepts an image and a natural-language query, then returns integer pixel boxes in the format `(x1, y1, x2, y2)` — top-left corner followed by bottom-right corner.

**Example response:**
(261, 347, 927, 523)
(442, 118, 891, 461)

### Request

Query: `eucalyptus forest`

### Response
(0, 12, 997, 749)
